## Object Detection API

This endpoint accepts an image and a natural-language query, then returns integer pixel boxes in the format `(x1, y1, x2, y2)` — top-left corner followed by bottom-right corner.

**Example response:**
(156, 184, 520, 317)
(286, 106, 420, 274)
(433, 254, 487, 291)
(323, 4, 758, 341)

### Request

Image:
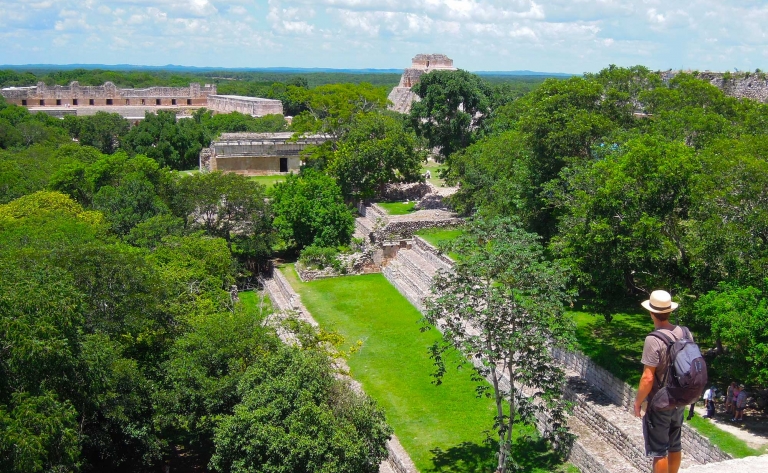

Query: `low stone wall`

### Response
(381, 182, 432, 202)
(568, 385, 650, 472)
(376, 218, 463, 242)
(412, 237, 454, 272)
(567, 442, 613, 473)
(553, 348, 637, 410)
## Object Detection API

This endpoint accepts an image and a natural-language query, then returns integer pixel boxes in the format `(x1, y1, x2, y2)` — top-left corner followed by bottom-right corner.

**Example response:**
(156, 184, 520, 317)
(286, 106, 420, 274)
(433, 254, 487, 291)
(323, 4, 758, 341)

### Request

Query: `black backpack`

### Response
(648, 326, 708, 411)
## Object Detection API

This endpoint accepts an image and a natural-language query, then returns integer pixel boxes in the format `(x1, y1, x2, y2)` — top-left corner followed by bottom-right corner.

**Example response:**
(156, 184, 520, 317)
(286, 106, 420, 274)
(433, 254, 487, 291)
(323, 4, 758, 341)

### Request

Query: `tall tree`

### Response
(409, 69, 490, 161)
(330, 112, 425, 200)
(174, 171, 274, 263)
(270, 169, 355, 250)
(424, 217, 573, 473)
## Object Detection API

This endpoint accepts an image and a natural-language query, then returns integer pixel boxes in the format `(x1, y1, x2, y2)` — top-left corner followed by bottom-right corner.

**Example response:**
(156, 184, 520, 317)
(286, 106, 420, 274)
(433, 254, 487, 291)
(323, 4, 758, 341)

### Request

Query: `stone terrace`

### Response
(354, 202, 462, 244)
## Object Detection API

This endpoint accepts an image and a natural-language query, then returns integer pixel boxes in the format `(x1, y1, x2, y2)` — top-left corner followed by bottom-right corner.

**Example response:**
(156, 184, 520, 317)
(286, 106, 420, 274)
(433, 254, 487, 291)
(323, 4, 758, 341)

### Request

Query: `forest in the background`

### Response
(0, 67, 550, 100)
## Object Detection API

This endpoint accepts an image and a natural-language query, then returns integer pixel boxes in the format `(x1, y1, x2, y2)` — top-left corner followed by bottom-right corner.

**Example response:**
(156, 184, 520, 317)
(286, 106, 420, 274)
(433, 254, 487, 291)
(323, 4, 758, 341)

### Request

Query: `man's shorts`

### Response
(643, 406, 684, 457)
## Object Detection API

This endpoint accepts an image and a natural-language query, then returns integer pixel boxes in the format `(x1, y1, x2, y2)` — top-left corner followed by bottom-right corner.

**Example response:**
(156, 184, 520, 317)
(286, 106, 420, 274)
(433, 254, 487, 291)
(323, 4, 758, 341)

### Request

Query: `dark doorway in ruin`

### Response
(125, 99, 130, 105)
(40, 100, 45, 106)
(89, 99, 95, 105)
(106, 99, 113, 105)
(426, 60, 430, 68)
(187, 99, 192, 105)
(172, 99, 177, 105)
(21, 100, 27, 106)
(72, 99, 78, 105)
(56, 99, 61, 106)
(141, 99, 146, 105)
(279, 158, 288, 173)
(156, 99, 161, 105)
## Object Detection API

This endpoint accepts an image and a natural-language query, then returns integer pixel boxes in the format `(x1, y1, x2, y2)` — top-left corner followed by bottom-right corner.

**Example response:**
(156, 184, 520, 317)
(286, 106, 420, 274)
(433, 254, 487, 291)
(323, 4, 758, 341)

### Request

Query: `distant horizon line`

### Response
(0, 63, 575, 77)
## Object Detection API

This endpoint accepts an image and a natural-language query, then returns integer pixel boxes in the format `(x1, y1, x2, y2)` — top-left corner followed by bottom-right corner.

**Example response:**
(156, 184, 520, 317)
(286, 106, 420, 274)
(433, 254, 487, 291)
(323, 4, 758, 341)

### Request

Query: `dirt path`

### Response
(706, 416, 768, 450)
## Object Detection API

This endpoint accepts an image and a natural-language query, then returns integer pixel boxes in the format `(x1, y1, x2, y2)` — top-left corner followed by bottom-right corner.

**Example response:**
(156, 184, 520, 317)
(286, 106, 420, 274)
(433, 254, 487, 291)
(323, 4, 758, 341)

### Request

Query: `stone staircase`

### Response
(354, 203, 388, 240)
(381, 236, 731, 473)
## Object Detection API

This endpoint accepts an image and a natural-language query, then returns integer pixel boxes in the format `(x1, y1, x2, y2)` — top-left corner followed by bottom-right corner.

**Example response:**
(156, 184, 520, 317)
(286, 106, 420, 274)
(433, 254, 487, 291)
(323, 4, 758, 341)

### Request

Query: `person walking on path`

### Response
(734, 385, 748, 422)
(725, 382, 736, 416)
(634, 290, 688, 473)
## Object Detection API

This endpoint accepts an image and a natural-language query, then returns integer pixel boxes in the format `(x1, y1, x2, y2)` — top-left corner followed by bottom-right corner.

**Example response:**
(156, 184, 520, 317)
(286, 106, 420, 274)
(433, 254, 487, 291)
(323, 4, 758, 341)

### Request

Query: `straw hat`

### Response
(641, 290, 679, 314)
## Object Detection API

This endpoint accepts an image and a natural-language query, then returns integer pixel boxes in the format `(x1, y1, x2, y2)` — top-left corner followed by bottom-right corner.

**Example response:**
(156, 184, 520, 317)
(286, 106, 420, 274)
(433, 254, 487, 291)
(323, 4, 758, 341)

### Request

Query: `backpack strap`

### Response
(647, 327, 679, 389)
(681, 326, 692, 341)
(648, 329, 676, 346)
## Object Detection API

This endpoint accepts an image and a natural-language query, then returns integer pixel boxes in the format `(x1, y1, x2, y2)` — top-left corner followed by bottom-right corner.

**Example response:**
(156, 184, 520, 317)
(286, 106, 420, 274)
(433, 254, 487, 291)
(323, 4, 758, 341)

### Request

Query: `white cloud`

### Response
(0, 0, 767, 73)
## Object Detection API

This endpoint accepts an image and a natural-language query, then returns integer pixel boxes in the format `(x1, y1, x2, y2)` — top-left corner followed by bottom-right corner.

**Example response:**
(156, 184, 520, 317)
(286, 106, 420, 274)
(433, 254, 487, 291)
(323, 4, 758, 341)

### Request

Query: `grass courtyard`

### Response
(414, 227, 464, 249)
(279, 265, 573, 473)
(422, 160, 448, 187)
(248, 174, 287, 188)
(378, 201, 417, 215)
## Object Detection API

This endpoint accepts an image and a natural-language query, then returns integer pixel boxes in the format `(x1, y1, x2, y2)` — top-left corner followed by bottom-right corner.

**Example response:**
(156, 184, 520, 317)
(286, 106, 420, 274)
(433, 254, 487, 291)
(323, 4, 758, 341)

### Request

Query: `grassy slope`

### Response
(572, 310, 763, 458)
(280, 266, 571, 472)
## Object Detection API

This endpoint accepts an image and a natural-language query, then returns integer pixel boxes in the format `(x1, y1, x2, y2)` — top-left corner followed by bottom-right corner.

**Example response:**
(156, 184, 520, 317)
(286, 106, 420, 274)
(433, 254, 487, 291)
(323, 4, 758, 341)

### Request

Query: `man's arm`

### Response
(634, 365, 656, 417)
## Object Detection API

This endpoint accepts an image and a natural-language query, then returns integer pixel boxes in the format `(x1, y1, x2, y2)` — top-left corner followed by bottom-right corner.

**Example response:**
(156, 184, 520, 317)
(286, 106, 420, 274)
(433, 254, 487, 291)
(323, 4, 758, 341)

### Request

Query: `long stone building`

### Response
(1, 81, 215, 107)
(200, 132, 329, 175)
(0, 81, 283, 118)
(388, 54, 456, 114)
(206, 95, 284, 116)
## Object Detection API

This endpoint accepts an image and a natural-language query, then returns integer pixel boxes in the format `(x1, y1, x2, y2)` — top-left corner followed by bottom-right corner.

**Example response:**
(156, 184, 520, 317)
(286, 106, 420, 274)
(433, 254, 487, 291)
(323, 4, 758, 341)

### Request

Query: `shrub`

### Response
(298, 245, 341, 271)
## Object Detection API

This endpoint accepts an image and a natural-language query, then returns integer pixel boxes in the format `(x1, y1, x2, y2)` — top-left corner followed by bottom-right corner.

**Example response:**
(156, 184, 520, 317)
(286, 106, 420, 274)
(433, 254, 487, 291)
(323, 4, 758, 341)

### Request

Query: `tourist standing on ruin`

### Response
(725, 382, 736, 415)
(634, 290, 687, 473)
(702, 386, 715, 418)
(733, 384, 748, 422)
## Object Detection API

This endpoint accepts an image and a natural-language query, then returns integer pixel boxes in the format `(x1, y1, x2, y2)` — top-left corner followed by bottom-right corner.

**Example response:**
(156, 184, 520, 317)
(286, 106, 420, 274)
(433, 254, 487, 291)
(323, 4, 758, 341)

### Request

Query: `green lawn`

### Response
(238, 289, 274, 318)
(572, 310, 764, 458)
(378, 201, 417, 215)
(422, 161, 448, 187)
(415, 227, 464, 249)
(686, 415, 765, 458)
(248, 174, 287, 188)
(279, 265, 571, 473)
(572, 310, 648, 386)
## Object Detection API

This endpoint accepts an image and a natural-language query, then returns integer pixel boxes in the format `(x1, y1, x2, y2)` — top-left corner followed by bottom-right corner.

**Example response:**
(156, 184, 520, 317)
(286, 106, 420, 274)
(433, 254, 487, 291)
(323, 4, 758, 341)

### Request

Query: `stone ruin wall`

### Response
(1, 81, 216, 107)
(410, 53, 454, 70)
(199, 133, 329, 174)
(206, 95, 284, 116)
(661, 71, 768, 103)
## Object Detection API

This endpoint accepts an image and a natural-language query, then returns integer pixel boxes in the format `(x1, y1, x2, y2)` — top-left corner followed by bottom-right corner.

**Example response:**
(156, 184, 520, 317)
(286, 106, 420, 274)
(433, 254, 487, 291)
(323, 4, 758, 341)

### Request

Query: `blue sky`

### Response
(1, 0, 767, 74)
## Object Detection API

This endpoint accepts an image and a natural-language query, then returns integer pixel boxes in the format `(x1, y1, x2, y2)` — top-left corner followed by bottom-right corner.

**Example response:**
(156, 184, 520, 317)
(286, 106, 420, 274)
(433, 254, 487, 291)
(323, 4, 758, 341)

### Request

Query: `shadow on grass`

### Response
(574, 312, 648, 386)
(427, 436, 565, 473)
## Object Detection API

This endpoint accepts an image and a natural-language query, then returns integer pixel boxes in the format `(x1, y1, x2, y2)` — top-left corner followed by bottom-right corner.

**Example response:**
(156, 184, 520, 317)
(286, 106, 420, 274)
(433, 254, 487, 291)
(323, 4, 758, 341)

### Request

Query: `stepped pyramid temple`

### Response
(388, 54, 457, 114)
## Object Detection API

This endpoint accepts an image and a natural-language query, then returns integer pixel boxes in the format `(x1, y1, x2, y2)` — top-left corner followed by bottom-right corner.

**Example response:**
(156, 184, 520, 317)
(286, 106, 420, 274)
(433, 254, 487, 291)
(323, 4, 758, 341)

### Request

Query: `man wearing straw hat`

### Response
(633, 290, 689, 473)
